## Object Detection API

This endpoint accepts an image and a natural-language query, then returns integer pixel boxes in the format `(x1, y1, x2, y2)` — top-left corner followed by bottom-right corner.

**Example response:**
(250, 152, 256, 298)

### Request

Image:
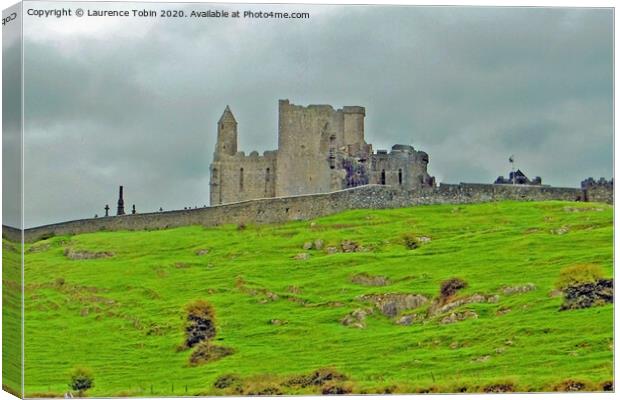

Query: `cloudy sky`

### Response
(11, 2, 614, 227)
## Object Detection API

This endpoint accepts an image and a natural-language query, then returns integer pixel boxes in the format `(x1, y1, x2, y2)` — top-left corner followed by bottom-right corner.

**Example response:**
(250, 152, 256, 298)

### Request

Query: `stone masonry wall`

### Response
(5, 182, 610, 244)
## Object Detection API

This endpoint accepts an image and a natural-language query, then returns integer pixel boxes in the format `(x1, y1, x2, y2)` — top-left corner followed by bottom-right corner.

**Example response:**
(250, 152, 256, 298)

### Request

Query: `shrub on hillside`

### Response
(439, 278, 468, 299)
(555, 264, 604, 290)
(184, 300, 217, 348)
(69, 366, 94, 396)
(402, 234, 420, 250)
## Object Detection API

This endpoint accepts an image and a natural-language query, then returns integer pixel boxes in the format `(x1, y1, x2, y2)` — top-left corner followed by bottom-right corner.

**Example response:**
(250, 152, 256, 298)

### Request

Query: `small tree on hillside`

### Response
(69, 366, 94, 396)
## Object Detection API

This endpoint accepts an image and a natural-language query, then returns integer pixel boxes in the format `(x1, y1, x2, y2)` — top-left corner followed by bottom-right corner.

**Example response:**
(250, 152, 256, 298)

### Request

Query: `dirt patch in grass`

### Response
(64, 248, 114, 260)
(189, 342, 235, 366)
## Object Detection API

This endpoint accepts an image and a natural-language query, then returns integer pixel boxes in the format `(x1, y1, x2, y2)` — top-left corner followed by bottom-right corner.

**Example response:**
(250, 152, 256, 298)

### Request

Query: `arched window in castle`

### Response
(398, 169, 403, 185)
(381, 169, 386, 185)
(239, 168, 244, 191)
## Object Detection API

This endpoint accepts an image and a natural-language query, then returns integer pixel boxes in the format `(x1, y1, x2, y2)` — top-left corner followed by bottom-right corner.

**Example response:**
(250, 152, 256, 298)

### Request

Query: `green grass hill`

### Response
(4, 201, 613, 396)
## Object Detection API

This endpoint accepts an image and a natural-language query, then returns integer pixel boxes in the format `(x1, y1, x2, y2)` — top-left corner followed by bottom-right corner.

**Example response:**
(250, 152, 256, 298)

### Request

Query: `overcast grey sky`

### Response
(13, 3, 613, 227)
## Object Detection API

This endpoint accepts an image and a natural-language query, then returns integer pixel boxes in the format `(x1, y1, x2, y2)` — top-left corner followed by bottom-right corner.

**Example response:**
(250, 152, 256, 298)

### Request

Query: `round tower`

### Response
(215, 105, 238, 160)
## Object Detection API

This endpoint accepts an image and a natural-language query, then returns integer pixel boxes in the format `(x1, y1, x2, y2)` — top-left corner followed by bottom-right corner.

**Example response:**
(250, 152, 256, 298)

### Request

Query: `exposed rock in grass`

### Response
(293, 253, 310, 260)
(341, 240, 360, 253)
(189, 342, 234, 366)
(213, 374, 242, 391)
(286, 368, 347, 388)
(474, 355, 491, 363)
(561, 279, 613, 310)
(359, 293, 428, 317)
(429, 294, 497, 316)
(351, 273, 390, 287)
(553, 379, 588, 392)
(496, 307, 511, 316)
(243, 383, 283, 396)
(440, 310, 478, 324)
(396, 314, 423, 326)
(195, 249, 209, 256)
(184, 300, 216, 348)
(502, 283, 536, 295)
(551, 226, 569, 235)
(600, 381, 613, 391)
(302, 239, 325, 251)
(321, 382, 353, 395)
(326, 246, 339, 254)
(269, 319, 287, 325)
(174, 262, 191, 269)
(286, 285, 301, 294)
(483, 383, 515, 393)
(64, 248, 114, 260)
(341, 308, 373, 328)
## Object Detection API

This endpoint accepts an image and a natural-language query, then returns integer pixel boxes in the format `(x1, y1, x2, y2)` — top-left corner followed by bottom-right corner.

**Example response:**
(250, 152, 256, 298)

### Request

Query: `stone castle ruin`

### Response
(210, 100, 435, 205)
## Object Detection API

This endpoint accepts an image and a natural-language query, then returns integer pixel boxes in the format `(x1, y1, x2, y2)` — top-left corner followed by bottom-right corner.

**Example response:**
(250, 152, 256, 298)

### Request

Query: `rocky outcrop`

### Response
(359, 293, 428, 317)
(561, 279, 613, 310)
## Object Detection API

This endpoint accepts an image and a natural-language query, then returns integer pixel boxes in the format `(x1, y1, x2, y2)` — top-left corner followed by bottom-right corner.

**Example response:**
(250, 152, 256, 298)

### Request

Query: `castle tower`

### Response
(214, 105, 238, 160)
(343, 106, 365, 146)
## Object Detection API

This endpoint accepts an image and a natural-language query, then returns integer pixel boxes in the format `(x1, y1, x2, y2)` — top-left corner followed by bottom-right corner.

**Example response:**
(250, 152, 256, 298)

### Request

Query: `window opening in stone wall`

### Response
(266, 168, 270, 182)
(329, 135, 336, 169)
(381, 169, 386, 185)
(398, 169, 403, 185)
(240, 168, 244, 191)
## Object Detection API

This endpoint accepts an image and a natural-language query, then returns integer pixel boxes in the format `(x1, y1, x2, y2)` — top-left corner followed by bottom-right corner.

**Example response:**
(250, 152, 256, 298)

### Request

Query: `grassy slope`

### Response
(2, 239, 22, 396)
(17, 201, 613, 396)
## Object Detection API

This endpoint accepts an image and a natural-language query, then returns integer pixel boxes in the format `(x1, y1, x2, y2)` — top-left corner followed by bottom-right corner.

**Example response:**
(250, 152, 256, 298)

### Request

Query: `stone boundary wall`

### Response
(3, 182, 611, 243)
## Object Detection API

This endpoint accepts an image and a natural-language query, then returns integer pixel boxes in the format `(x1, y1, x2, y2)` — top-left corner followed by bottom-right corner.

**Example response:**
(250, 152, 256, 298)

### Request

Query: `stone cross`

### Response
(104, 204, 109, 217)
(117, 186, 125, 216)
(132, 204, 136, 214)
